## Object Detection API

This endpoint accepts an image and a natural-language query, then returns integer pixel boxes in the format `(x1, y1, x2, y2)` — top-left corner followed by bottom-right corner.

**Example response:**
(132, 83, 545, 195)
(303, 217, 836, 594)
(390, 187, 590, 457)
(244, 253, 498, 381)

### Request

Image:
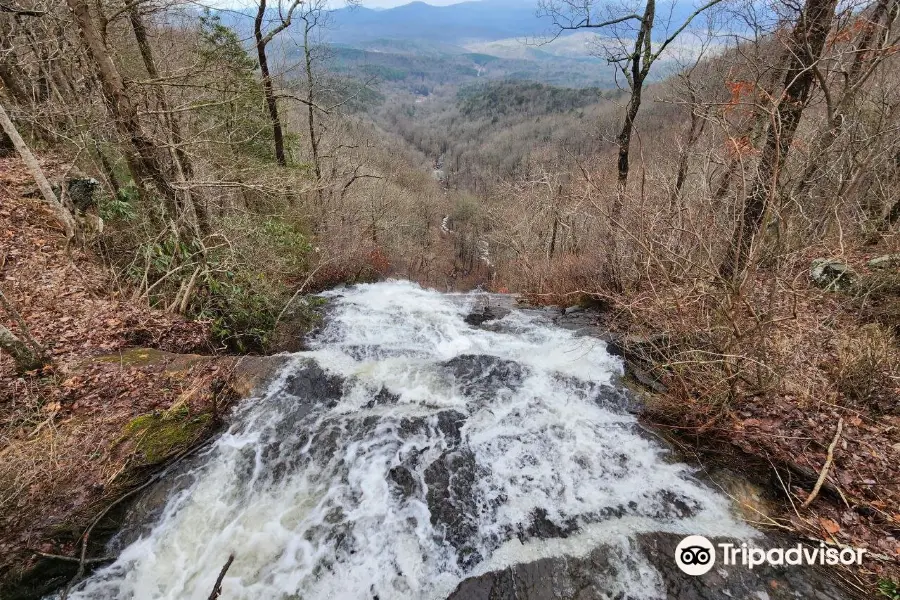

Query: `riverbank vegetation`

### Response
(1, 0, 899, 595)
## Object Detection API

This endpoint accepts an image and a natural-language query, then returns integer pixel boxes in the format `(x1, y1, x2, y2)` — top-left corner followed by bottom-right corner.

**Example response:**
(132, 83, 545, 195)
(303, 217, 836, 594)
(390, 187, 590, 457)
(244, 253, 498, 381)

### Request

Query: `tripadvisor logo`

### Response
(675, 535, 867, 576)
(675, 535, 716, 575)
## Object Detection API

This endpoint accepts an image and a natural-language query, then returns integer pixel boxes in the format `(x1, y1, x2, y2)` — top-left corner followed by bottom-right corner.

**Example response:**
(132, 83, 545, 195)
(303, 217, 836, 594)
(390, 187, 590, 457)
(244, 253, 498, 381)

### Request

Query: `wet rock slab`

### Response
(447, 533, 850, 600)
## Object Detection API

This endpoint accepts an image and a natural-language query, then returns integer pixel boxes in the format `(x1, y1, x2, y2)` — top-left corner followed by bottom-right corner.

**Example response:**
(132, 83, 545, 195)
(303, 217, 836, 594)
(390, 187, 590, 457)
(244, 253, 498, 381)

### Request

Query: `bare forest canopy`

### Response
(0, 0, 896, 360)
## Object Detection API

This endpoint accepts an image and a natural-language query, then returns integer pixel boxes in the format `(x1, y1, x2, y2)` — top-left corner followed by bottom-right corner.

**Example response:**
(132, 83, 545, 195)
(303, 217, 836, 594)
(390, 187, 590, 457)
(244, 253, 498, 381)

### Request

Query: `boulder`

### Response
(67, 177, 101, 211)
(446, 533, 850, 600)
(810, 258, 856, 291)
(464, 305, 511, 326)
(867, 254, 900, 270)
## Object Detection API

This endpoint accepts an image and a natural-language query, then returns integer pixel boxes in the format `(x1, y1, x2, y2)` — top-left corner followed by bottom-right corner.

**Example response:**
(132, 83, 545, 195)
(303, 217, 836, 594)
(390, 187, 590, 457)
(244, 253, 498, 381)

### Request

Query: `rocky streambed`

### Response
(45, 281, 852, 599)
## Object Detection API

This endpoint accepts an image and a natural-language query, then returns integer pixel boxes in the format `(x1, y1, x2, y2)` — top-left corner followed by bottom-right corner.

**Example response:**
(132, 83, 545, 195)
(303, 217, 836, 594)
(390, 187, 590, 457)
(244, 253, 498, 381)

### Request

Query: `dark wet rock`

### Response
(447, 547, 624, 600)
(465, 305, 511, 327)
(399, 410, 467, 446)
(365, 386, 401, 408)
(597, 334, 672, 394)
(447, 533, 850, 600)
(388, 466, 420, 498)
(652, 490, 700, 520)
(342, 345, 420, 361)
(433, 410, 467, 445)
(443, 355, 528, 399)
(552, 375, 640, 413)
(519, 508, 578, 542)
(551, 311, 599, 333)
(424, 449, 484, 567)
(67, 177, 101, 211)
(638, 534, 848, 600)
(282, 361, 344, 401)
(627, 365, 668, 394)
(0, 557, 81, 600)
(601, 333, 626, 357)
(230, 361, 348, 485)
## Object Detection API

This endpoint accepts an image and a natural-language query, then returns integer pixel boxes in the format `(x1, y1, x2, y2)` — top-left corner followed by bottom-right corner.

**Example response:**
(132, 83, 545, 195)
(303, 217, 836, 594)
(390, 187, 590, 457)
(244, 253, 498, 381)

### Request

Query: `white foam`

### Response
(61, 280, 754, 600)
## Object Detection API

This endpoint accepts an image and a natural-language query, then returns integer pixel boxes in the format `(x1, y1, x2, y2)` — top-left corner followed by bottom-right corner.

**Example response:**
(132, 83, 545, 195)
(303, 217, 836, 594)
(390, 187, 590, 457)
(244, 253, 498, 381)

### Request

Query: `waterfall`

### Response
(60, 280, 754, 600)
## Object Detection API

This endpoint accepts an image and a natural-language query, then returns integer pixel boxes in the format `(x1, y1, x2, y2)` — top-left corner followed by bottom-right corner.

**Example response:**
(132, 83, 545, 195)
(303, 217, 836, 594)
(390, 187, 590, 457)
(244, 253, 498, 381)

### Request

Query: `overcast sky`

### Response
(201, 0, 481, 13)
(359, 0, 471, 7)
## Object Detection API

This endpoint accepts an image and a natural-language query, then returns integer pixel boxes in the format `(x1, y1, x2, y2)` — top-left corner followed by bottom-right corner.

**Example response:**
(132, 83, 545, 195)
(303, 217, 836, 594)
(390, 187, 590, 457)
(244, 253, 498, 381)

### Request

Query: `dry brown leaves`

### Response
(0, 157, 228, 581)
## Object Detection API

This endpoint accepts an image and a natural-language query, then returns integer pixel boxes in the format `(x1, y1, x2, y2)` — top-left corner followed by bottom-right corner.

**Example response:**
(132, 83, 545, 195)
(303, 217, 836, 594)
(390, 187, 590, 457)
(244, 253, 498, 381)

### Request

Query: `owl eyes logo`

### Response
(675, 535, 716, 575)
(680, 546, 712, 565)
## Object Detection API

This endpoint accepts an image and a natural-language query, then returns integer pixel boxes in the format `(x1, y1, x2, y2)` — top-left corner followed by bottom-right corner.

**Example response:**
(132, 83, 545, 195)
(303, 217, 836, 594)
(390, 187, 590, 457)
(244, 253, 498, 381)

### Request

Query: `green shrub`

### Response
(879, 579, 900, 600)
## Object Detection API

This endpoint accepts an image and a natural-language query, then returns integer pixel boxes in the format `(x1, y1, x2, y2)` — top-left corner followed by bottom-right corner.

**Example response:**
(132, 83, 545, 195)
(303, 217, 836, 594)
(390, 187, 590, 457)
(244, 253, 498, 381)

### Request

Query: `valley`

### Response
(0, 0, 898, 598)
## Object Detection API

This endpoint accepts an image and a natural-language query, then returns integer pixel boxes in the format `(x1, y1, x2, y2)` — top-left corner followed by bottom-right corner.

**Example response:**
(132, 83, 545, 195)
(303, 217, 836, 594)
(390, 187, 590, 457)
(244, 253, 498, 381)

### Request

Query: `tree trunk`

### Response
(0, 20, 29, 104)
(128, 3, 208, 235)
(65, 0, 180, 219)
(616, 84, 643, 190)
(670, 102, 707, 204)
(721, 0, 839, 276)
(887, 195, 900, 227)
(255, 0, 287, 167)
(303, 20, 321, 185)
(0, 100, 77, 238)
(0, 323, 47, 373)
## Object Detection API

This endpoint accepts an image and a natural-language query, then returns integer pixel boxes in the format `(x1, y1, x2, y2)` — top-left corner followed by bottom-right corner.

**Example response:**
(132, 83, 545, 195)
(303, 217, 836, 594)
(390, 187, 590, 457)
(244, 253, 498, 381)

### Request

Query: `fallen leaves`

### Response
(0, 157, 223, 584)
(820, 517, 841, 535)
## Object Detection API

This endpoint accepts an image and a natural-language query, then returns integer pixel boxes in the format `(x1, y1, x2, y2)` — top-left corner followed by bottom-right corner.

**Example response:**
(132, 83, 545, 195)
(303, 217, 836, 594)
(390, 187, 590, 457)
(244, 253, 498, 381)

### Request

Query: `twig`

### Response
(207, 554, 235, 600)
(0, 1, 45, 16)
(33, 551, 115, 565)
(273, 259, 335, 329)
(0, 286, 47, 358)
(801, 417, 843, 509)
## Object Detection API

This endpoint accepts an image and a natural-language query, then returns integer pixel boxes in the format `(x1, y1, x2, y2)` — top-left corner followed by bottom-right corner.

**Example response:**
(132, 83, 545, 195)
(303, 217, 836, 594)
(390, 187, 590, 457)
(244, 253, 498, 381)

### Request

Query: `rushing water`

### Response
(62, 280, 755, 600)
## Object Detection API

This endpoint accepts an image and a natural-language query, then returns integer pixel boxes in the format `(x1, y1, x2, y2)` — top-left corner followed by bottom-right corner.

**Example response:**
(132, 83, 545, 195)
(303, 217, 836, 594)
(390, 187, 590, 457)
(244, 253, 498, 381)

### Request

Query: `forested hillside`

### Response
(1, 0, 899, 596)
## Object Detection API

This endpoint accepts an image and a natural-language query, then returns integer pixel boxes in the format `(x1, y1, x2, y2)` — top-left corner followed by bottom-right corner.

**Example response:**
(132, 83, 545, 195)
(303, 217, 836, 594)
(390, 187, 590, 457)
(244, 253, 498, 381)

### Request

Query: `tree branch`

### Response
(556, 12, 643, 30)
(261, 0, 302, 46)
(651, 0, 727, 62)
(0, 1, 44, 16)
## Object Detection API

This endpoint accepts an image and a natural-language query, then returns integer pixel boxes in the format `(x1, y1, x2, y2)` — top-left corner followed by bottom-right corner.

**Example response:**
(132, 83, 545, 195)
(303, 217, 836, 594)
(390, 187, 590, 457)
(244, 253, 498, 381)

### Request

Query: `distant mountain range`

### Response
(326, 0, 553, 45)
(214, 0, 730, 58)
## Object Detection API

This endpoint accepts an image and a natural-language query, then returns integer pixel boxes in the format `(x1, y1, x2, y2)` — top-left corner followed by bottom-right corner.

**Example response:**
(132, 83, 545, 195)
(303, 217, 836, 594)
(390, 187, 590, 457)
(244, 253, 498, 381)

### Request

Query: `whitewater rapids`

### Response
(60, 280, 754, 600)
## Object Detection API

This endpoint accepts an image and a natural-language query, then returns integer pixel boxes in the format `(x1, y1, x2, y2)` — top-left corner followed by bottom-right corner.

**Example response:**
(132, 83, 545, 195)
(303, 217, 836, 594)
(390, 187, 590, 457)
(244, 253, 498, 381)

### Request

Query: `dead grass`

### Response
(834, 324, 899, 412)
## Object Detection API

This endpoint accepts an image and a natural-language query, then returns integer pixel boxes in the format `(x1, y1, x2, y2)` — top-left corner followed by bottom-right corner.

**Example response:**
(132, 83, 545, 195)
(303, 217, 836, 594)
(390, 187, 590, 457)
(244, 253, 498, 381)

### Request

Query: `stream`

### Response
(56, 280, 847, 600)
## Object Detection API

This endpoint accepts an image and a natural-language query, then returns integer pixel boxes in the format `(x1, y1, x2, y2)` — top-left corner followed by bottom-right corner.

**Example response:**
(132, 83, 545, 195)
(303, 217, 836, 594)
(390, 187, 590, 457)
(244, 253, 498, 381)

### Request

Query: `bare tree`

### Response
(721, 0, 840, 276)
(254, 0, 302, 166)
(0, 100, 76, 237)
(0, 18, 28, 104)
(300, 2, 325, 186)
(65, 0, 184, 227)
(539, 0, 727, 201)
(127, 0, 207, 234)
(793, 0, 900, 204)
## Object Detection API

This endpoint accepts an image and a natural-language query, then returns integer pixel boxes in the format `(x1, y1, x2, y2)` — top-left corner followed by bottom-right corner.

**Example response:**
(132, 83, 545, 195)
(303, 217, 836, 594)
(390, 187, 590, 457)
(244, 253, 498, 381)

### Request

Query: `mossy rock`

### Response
(86, 348, 210, 372)
(123, 406, 210, 464)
